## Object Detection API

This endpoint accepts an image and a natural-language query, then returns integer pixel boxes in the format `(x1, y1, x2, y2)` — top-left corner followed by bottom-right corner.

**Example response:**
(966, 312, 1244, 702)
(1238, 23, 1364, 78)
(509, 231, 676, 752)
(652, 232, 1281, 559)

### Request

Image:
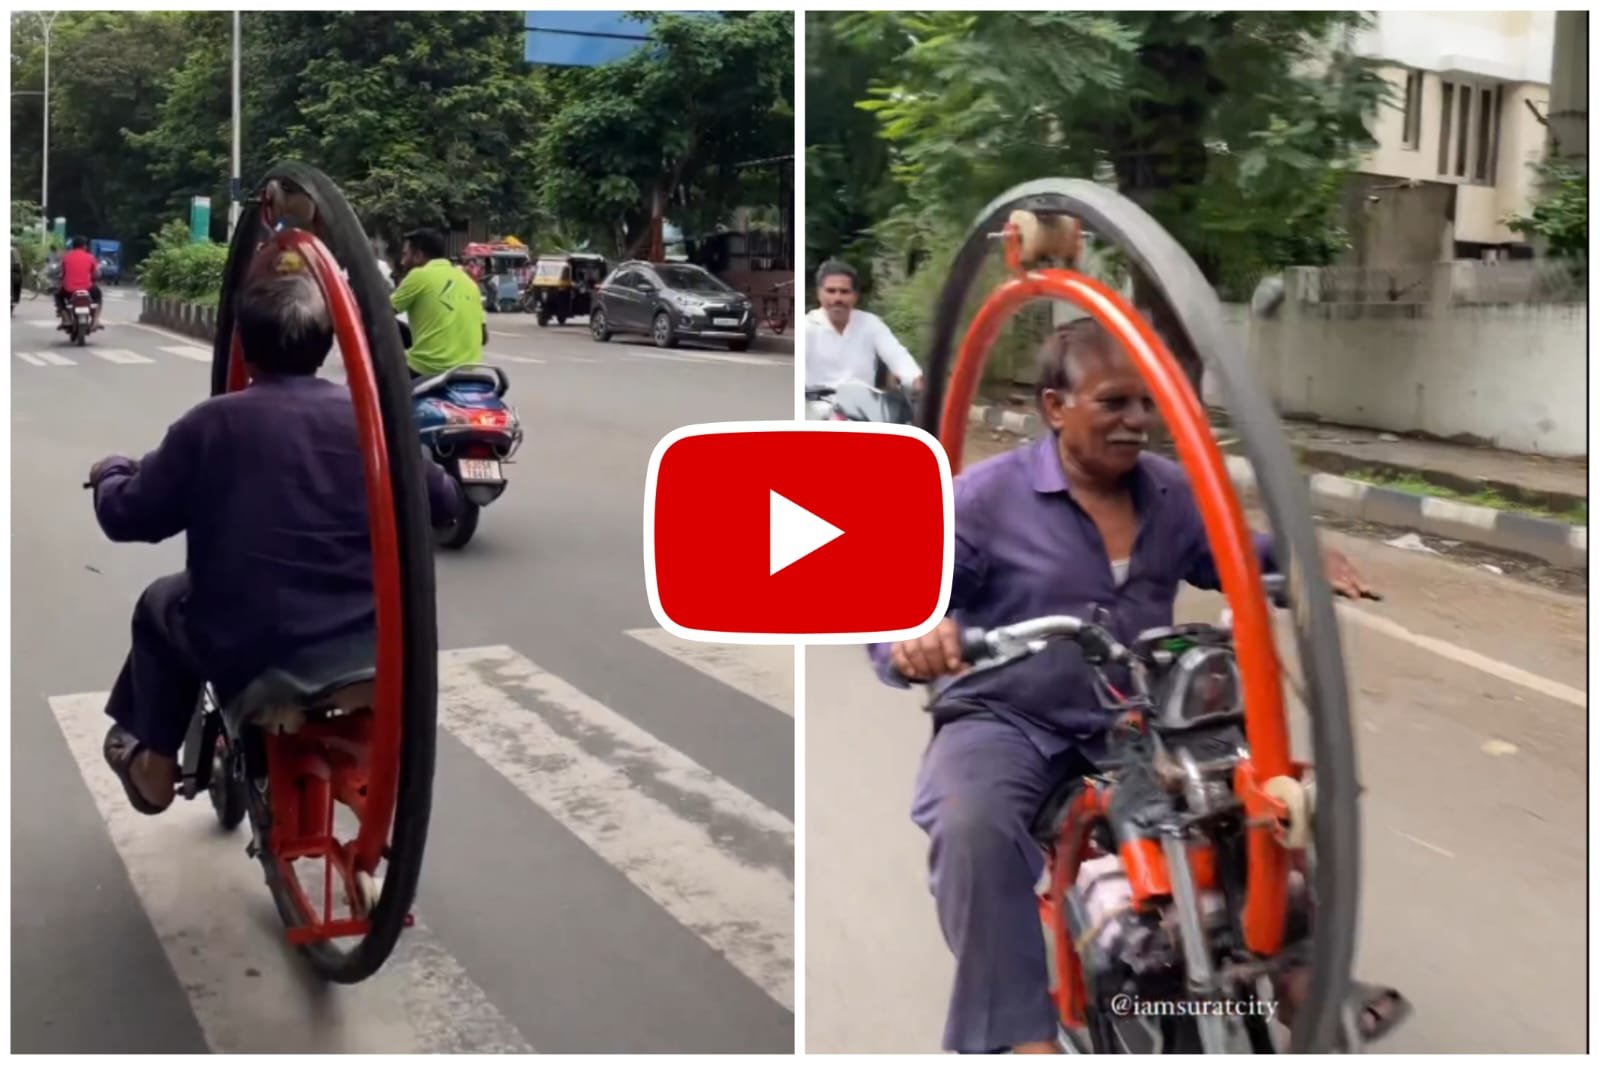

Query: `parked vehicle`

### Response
(530, 253, 608, 326)
(589, 260, 757, 351)
(460, 242, 532, 313)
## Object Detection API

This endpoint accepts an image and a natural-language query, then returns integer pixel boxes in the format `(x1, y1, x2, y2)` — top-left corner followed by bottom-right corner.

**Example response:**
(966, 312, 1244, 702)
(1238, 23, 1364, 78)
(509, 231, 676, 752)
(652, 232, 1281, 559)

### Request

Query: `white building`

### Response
(1344, 11, 1559, 265)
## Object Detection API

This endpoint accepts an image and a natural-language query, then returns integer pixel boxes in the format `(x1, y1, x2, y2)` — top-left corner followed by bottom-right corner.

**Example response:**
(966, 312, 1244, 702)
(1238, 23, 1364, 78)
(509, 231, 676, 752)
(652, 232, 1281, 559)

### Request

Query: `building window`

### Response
(1473, 87, 1495, 181)
(1401, 70, 1423, 149)
(1455, 85, 1471, 177)
(1438, 81, 1455, 174)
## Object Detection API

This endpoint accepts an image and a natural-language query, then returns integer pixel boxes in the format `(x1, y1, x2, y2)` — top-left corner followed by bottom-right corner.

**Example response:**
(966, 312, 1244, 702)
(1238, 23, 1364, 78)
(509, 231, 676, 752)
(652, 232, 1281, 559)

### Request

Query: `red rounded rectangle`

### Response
(644, 422, 953, 642)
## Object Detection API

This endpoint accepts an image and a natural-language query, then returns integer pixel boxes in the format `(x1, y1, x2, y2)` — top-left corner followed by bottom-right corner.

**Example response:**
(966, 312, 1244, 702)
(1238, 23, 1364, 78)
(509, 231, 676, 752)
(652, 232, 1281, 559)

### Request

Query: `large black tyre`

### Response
(590, 307, 612, 342)
(920, 179, 1359, 1054)
(213, 161, 439, 985)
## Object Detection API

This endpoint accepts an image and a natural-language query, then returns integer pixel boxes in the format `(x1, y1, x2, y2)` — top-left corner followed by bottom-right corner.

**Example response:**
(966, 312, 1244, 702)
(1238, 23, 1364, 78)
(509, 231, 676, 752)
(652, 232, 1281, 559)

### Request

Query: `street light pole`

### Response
(38, 11, 60, 233)
(229, 11, 242, 235)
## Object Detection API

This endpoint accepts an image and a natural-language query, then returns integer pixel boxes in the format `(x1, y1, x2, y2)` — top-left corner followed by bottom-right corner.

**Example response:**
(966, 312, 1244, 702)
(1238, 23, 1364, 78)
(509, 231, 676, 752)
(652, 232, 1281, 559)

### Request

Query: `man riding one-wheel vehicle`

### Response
(87, 163, 450, 983)
(884, 179, 1411, 1054)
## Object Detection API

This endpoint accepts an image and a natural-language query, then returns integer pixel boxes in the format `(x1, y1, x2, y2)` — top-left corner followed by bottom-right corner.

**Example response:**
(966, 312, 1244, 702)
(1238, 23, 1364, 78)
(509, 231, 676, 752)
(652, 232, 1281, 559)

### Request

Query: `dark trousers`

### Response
(912, 715, 1092, 1053)
(105, 573, 204, 759)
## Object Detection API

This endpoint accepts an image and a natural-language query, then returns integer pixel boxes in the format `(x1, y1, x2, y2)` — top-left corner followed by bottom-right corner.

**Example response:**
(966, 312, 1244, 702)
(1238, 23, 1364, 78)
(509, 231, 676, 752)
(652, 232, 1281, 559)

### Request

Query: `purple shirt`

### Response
(870, 434, 1274, 758)
(92, 373, 460, 699)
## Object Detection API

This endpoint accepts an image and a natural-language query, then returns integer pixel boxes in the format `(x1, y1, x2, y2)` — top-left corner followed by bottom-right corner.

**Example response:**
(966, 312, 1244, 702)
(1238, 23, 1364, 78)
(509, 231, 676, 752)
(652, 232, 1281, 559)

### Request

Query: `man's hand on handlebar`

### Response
(889, 618, 967, 682)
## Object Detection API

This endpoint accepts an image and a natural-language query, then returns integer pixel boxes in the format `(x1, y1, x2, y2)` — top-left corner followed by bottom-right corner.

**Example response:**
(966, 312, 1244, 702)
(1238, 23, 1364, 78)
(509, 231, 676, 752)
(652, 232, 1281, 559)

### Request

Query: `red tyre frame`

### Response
(918, 180, 1360, 1053)
(211, 163, 439, 983)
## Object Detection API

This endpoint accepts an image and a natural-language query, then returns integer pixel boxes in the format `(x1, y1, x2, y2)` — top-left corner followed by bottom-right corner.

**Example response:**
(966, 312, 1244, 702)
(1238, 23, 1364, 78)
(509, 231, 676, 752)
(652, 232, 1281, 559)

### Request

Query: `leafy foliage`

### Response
(534, 12, 793, 259)
(138, 219, 229, 304)
(808, 11, 1388, 317)
(10, 11, 791, 272)
(1509, 157, 1587, 259)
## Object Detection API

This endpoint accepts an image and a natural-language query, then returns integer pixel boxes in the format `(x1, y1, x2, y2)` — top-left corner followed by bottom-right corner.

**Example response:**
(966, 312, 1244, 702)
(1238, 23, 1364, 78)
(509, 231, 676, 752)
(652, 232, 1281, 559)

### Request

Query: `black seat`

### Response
(411, 364, 509, 399)
(221, 630, 377, 737)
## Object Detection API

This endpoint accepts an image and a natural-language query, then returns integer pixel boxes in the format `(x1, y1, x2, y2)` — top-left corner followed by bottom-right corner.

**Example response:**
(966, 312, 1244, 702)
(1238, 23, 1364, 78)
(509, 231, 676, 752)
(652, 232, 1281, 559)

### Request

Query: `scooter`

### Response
(804, 380, 916, 423)
(412, 364, 523, 549)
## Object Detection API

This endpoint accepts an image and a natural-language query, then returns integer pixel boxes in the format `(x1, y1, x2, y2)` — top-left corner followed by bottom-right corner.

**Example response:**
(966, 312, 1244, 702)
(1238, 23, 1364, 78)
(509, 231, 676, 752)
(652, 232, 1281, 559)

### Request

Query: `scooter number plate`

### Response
(457, 459, 502, 483)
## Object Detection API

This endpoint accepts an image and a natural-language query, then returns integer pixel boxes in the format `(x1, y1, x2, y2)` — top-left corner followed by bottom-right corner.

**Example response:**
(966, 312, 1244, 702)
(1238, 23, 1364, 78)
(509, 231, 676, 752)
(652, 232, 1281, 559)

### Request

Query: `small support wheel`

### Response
(208, 733, 247, 831)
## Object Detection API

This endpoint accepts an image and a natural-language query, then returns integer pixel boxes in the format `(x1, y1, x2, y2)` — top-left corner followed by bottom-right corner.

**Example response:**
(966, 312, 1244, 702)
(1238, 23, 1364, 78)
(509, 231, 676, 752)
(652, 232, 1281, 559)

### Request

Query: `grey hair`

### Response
(234, 257, 335, 374)
(240, 265, 331, 340)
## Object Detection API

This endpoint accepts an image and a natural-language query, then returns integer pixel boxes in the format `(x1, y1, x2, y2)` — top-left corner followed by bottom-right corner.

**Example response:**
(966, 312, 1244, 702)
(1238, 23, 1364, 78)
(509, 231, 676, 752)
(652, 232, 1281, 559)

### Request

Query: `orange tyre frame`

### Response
(223, 225, 405, 945)
(943, 225, 1293, 963)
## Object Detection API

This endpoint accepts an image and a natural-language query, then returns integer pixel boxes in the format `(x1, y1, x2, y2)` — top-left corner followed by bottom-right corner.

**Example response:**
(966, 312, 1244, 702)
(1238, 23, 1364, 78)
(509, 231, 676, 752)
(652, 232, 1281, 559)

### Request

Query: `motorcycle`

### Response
(895, 574, 1382, 1053)
(61, 290, 95, 346)
(804, 380, 915, 423)
(412, 364, 522, 549)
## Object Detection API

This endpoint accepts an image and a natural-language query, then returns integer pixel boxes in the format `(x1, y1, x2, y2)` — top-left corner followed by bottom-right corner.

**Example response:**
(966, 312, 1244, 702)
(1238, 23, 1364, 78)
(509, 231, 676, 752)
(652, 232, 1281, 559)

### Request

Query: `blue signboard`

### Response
(524, 11, 718, 68)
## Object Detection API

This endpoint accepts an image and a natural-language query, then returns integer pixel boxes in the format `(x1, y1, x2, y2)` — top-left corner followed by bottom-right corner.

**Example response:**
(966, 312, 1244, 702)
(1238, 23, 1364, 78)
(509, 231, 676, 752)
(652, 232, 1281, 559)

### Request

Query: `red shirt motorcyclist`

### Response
(57, 237, 103, 332)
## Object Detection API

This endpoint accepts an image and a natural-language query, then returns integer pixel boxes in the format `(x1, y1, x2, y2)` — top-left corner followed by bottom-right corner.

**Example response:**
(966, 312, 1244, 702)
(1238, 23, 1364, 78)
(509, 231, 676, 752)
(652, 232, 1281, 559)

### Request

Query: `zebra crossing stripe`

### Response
(45, 690, 535, 1054)
(625, 628, 793, 717)
(93, 348, 156, 365)
(16, 350, 78, 366)
(440, 645, 795, 1009)
(160, 345, 213, 362)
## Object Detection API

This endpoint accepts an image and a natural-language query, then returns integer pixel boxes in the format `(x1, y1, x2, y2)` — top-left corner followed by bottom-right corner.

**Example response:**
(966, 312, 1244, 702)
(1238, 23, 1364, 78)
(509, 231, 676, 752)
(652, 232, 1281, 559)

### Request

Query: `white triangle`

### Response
(769, 490, 844, 576)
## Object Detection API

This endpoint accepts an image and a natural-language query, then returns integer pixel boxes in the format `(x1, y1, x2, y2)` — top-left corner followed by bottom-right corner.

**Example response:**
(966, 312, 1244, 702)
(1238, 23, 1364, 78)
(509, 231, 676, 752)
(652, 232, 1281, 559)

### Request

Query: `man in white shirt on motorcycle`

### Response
(805, 259, 924, 392)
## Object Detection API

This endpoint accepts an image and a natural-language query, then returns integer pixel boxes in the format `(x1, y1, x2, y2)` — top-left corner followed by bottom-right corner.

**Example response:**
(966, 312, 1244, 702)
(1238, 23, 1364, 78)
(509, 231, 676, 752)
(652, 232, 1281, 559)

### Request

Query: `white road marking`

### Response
(15, 351, 47, 366)
(625, 628, 794, 717)
(1482, 738, 1520, 757)
(36, 350, 77, 366)
(1389, 826, 1456, 859)
(623, 348, 785, 368)
(440, 645, 795, 1010)
(92, 348, 156, 365)
(1339, 604, 1586, 709)
(161, 344, 213, 362)
(45, 692, 534, 1054)
(492, 354, 546, 364)
(489, 330, 520, 338)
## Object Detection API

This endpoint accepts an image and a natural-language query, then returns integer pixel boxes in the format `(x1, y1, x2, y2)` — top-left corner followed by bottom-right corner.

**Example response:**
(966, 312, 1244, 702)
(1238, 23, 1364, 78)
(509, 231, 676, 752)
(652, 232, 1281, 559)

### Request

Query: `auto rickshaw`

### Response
(462, 241, 532, 313)
(529, 253, 608, 326)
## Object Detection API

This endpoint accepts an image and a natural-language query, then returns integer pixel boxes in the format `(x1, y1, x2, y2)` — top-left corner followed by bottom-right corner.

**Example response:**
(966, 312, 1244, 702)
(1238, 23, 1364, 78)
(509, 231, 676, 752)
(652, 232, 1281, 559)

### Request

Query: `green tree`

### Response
(1510, 157, 1587, 259)
(812, 12, 1388, 385)
(130, 12, 542, 251)
(9, 11, 198, 262)
(534, 11, 793, 259)
(803, 12, 911, 300)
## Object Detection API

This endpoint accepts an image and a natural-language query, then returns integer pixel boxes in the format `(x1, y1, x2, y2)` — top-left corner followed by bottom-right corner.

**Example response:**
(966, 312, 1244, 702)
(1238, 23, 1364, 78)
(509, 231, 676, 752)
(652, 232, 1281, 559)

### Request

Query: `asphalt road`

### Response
(806, 434, 1588, 1055)
(10, 288, 798, 1053)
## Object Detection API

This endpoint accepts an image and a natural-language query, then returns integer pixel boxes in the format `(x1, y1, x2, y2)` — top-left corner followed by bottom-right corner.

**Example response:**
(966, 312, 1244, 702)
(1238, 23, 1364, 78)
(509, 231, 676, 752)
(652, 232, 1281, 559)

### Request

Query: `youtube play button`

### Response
(645, 422, 953, 642)
(769, 491, 843, 575)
